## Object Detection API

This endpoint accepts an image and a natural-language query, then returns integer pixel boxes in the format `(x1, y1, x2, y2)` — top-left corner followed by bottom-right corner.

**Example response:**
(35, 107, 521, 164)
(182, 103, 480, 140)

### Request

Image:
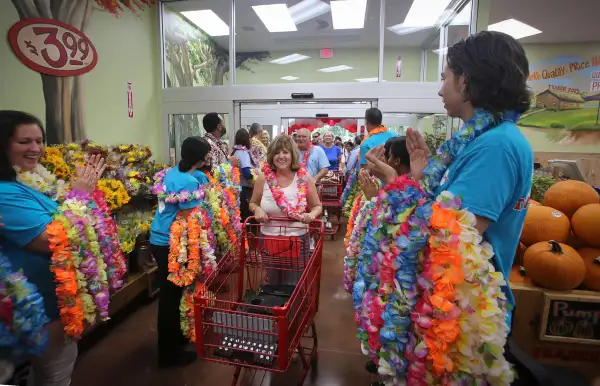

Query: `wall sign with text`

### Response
(540, 293, 600, 345)
(7, 18, 98, 77)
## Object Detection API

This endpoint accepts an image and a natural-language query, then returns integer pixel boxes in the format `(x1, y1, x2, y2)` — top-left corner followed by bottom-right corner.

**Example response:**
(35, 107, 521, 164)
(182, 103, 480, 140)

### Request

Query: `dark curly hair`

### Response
(446, 31, 531, 116)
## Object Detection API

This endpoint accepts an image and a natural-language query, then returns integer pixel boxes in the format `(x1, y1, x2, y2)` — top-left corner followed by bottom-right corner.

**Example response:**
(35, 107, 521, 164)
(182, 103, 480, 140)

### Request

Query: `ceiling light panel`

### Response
(386, 24, 431, 36)
(330, 0, 367, 30)
(269, 53, 311, 65)
(355, 77, 378, 82)
(289, 0, 331, 24)
(403, 0, 452, 27)
(181, 10, 230, 37)
(281, 76, 299, 80)
(252, 4, 297, 33)
(487, 18, 542, 40)
(318, 65, 353, 73)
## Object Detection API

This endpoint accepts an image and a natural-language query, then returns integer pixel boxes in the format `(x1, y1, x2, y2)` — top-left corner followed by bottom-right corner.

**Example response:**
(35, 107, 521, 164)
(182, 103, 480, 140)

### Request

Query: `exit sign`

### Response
(320, 48, 333, 59)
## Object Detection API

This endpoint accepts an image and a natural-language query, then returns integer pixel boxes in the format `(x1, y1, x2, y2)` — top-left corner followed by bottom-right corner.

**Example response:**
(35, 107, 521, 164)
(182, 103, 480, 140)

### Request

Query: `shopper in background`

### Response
(311, 131, 321, 145)
(334, 136, 343, 148)
(320, 131, 342, 171)
(260, 130, 271, 147)
(248, 135, 322, 284)
(344, 135, 362, 180)
(202, 113, 234, 173)
(232, 128, 257, 221)
(296, 128, 329, 182)
(359, 108, 396, 168)
(248, 122, 267, 165)
(0, 110, 106, 386)
(150, 136, 211, 368)
(365, 30, 538, 385)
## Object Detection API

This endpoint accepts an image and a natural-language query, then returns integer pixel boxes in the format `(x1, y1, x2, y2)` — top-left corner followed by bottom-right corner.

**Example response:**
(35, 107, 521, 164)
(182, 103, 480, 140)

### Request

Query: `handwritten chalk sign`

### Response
(540, 293, 600, 345)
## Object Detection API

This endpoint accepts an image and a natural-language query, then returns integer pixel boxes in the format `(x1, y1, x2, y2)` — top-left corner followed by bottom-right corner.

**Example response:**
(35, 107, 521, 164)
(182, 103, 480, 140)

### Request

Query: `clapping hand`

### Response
(365, 146, 397, 185)
(228, 156, 240, 168)
(72, 154, 107, 193)
(358, 169, 378, 200)
(406, 128, 430, 181)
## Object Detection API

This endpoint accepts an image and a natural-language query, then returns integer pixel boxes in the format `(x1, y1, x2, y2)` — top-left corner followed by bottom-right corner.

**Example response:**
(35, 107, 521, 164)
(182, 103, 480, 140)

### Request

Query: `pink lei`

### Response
(262, 164, 309, 218)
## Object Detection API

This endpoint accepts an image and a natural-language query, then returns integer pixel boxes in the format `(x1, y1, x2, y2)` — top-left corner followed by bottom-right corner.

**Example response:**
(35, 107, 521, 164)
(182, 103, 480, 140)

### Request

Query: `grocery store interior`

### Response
(1, 0, 600, 385)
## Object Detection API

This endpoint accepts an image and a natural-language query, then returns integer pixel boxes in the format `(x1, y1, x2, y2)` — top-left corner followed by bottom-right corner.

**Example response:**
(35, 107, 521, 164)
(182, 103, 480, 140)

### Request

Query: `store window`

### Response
(168, 113, 231, 161)
(234, 0, 381, 85)
(162, 1, 232, 87)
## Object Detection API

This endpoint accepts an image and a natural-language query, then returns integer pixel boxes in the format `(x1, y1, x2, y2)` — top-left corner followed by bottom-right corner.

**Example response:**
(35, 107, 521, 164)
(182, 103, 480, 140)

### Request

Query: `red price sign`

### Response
(8, 18, 98, 77)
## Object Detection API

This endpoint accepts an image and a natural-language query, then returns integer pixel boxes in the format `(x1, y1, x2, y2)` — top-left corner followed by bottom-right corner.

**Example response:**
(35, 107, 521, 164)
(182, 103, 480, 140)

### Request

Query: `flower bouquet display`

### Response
(346, 110, 518, 385)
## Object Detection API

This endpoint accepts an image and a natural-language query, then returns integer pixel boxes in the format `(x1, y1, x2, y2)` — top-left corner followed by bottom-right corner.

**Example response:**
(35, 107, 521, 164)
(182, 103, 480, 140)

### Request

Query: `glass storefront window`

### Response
(168, 113, 231, 161)
(234, 0, 381, 85)
(162, 1, 232, 87)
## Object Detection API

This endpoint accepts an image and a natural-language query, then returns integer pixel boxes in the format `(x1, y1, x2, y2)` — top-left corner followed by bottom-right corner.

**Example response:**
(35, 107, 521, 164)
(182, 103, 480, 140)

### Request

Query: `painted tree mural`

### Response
(10, 0, 154, 144)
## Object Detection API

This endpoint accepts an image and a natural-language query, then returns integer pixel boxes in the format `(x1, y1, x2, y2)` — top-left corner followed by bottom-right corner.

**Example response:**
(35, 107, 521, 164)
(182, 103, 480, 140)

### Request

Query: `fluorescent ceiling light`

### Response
(289, 0, 331, 24)
(404, 0, 452, 27)
(252, 4, 297, 32)
(281, 76, 299, 81)
(487, 18, 542, 40)
(355, 77, 378, 82)
(387, 24, 431, 36)
(181, 10, 229, 37)
(331, 0, 367, 30)
(269, 53, 311, 65)
(318, 65, 353, 73)
(433, 47, 448, 55)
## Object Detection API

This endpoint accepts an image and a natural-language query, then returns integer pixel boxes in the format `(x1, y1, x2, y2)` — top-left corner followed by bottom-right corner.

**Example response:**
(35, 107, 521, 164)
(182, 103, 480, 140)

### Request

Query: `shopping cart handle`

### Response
(243, 216, 324, 232)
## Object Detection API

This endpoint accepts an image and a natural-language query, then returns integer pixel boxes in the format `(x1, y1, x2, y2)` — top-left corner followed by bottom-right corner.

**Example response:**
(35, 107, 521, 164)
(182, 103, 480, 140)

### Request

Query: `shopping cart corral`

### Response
(194, 218, 324, 386)
(317, 171, 344, 239)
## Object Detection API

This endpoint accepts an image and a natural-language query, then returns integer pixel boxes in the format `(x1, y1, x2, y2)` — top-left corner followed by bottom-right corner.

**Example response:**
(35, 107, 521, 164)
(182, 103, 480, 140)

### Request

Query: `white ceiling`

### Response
(165, 0, 600, 53)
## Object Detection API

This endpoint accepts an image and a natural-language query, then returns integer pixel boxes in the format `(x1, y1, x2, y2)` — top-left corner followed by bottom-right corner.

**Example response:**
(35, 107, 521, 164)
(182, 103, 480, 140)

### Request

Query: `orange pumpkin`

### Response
(577, 247, 600, 291)
(523, 240, 585, 290)
(528, 199, 541, 207)
(509, 265, 532, 285)
(520, 206, 570, 246)
(572, 204, 600, 248)
(543, 180, 599, 218)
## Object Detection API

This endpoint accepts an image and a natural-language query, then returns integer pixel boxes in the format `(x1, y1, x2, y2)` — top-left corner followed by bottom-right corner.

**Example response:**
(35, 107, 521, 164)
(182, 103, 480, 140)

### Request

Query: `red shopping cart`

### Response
(318, 170, 344, 239)
(194, 217, 324, 386)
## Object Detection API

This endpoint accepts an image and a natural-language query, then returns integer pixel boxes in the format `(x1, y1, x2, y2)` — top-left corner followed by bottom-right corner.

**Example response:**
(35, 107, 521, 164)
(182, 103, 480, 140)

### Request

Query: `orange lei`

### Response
(206, 173, 236, 252)
(168, 210, 201, 287)
(345, 194, 363, 249)
(47, 221, 85, 339)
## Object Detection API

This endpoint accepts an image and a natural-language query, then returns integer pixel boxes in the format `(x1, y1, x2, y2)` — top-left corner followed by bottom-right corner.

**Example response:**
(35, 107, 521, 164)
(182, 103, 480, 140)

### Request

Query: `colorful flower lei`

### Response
(214, 163, 242, 241)
(261, 163, 309, 218)
(15, 164, 69, 202)
(205, 174, 232, 256)
(0, 251, 49, 358)
(341, 168, 359, 217)
(152, 168, 205, 204)
(96, 179, 131, 211)
(168, 207, 217, 287)
(180, 282, 216, 343)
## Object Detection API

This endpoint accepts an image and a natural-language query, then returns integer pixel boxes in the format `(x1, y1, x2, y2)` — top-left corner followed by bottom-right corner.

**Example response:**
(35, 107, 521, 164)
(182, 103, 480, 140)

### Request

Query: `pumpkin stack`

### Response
(511, 180, 600, 292)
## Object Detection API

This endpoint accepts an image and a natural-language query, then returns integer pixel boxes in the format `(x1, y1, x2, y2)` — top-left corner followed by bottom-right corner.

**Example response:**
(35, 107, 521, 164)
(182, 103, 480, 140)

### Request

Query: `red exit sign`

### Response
(320, 48, 333, 59)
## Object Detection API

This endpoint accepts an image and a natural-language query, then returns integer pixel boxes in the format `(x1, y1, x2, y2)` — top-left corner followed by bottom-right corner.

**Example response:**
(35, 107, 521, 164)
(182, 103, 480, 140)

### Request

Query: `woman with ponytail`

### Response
(150, 136, 211, 368)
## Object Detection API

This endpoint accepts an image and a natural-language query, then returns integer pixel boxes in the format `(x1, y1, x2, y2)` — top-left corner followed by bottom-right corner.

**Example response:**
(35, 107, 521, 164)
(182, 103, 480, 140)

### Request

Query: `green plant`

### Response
(531, 172, 557, 202)
(423, 132, 446, 155)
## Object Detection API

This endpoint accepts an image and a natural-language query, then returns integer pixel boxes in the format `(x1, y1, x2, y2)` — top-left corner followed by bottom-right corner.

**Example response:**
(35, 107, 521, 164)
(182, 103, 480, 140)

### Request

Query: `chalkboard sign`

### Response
(540, 293, 600, 345)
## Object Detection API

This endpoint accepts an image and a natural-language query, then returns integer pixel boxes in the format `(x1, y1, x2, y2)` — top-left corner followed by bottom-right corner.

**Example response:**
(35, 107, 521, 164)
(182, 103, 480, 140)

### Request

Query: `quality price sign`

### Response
(8, 18, 98, 77)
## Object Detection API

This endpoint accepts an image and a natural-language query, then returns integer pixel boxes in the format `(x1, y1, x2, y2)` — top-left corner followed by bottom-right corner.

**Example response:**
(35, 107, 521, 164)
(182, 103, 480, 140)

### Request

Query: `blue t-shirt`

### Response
(360, 131, 397, 165)
(0, 182, 60, 321)
(320, 145, 342, 170)
(299, 146, 330, 177)
(193, 170, 210, 185)
(234, 150, 254, 187)
(150, 166, 203, 246)
(435, 121, 533, 328)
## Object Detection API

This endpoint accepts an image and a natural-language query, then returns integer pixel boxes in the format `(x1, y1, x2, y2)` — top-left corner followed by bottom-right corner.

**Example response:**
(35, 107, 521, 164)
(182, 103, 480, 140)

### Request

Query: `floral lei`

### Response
(180, 282, 216, 343)
(152, 168, 205, 204)
(300, 145, 312, 167)
(341, 168, 359, 216)
(349, 109, 519, 385)
(168, 207, 217, 287)
(233, 144, 259, 169)
(15, 164, 69, 201)
(0, 251, 49, 358)
(261, 163, 309, 218)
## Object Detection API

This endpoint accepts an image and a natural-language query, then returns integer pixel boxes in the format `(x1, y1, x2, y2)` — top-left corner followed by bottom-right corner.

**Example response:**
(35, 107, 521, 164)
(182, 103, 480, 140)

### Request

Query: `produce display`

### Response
(513, 179, 600, 293)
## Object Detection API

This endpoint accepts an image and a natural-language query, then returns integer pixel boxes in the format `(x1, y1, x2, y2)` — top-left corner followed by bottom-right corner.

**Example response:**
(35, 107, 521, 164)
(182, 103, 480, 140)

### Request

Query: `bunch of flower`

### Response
(40, 147, 70, 180)
(96, 179, 131, 211)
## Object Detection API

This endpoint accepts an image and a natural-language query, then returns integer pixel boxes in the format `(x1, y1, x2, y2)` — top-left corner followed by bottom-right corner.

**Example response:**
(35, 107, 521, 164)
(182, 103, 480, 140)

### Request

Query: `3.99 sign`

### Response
(8, 18, 98, 77)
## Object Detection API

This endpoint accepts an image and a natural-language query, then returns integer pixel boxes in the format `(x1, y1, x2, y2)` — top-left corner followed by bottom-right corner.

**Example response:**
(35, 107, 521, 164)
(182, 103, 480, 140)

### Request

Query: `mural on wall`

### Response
(6, 0, 154, 144)
(518, 53, 600, 145)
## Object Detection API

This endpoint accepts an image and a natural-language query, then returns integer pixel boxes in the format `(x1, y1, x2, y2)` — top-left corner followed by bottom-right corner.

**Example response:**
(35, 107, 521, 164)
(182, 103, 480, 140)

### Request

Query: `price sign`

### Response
(540, 293, 600, 345)
(8, 18, 98, 77)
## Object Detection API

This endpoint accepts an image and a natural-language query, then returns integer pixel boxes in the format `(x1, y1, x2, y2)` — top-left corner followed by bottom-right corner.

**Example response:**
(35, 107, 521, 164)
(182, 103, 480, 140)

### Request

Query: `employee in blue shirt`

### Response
(359, 108, 396, 167)
(366, 32, 534, 378)
(296, 128, 329, 181)
(150, 136, 211, 368)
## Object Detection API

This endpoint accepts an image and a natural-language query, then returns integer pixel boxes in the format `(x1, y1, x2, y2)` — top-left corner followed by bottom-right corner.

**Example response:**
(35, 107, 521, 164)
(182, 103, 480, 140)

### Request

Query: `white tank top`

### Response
(260, 172, 307, 236)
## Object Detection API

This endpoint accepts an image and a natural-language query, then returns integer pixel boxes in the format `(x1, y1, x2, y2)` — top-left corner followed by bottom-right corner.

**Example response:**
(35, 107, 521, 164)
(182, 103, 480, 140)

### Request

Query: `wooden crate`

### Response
(511, 283, 600, 379)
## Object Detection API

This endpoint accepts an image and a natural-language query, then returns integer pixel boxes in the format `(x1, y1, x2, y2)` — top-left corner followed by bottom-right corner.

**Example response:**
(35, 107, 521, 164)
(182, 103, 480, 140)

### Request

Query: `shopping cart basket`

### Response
(194, 217, 324, 386)
(318, 170, 344, 239)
